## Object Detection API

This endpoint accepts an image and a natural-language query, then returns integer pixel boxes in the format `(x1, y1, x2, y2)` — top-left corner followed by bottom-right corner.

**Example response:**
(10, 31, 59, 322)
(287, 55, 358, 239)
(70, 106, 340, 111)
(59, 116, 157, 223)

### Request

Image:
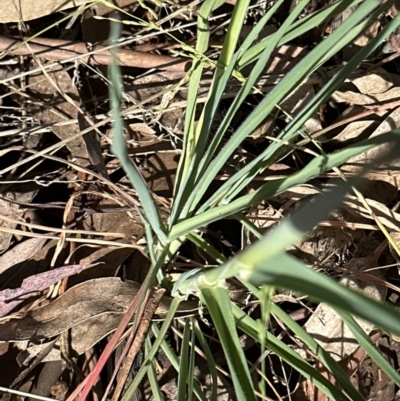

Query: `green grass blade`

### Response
(169, 131, 400, 240)
(176, 172, 355, 286)
(338, 310, 400, 387)
(108, 19, 167, 244)
(184, 0, 251, 170)
(238, 0, 364, 69)
(172, 0, 224, 218)
(187, 321, 196, 401)
(217, 0, 251, 71)
(246, 284, 366, 401)
(234, 213, 263, 240)
(174, 169, 400, 340)
(194, 320, 218, 400)
(243, 253, 400, 338)
(199, 282, 257, 401)
(171, 0, 254, 223)
(198, 0, 396, 211)
(181, 0, 309, 217)
(258, 286, 274, 397)
(120, 298, 183, 401)
(193, 0, 285, 165)
(177, 319, 191, 401)
(187, 232, 227, 264)
(228, 7, 400, 203)
(231, 303, 354, 401)
(145, 337, 164, 401)
(156, 326, 208, 401)
(224, 1, 400, 204)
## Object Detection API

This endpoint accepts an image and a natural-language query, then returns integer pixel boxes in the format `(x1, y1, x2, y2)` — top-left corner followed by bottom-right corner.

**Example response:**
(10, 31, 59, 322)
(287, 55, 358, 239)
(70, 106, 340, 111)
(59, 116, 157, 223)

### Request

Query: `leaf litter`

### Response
(1, 1, 400, 401)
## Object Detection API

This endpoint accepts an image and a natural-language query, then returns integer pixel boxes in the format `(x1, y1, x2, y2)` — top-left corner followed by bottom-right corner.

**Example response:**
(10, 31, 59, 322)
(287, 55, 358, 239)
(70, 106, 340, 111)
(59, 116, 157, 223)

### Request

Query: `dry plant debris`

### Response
(0, 0, 400, 400)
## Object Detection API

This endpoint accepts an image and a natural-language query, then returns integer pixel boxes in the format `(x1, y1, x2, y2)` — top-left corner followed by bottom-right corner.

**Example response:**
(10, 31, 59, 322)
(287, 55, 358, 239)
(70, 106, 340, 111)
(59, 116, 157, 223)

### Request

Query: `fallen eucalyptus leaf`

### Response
(298, 248, 387, 361)
(0, 278, 199, 346)
(343, 195, 400, 232)
(0, 237, 47, 275)
(0, 263, 97, 317)
(0, 0, 93, 23)
(332, 87, 400, 112)
(0, 192, 36, 252)
(343, 107, 400, 189)
(351, 70, 393, 95)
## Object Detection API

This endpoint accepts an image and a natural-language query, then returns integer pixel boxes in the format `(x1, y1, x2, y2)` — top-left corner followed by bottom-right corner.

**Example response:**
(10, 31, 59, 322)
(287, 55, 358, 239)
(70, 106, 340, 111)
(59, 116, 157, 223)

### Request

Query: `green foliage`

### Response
(109, 0, 400, 399)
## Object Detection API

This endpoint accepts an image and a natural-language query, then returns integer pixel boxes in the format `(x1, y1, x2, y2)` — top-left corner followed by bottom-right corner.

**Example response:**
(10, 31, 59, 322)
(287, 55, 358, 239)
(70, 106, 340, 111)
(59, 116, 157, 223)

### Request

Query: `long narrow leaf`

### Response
(172, 0, 225, 218)
(238, 0, 365, 68)
(109, 19, 167, 244)
(177, 319, 191, 401)
(198, 0, 397, 210)
(338, 310, 400, 388)
(247, 284, 366, 401)
(231, 303, 353, 401)
(200, 283, 257, 401)
(170, 131, 400, 240)
(194, 320, 218, 400)
(145, 337, 164, 401)
(120, 298, 183, 401)
(181, 0, 308, 217)
(156, 326, 208, 401)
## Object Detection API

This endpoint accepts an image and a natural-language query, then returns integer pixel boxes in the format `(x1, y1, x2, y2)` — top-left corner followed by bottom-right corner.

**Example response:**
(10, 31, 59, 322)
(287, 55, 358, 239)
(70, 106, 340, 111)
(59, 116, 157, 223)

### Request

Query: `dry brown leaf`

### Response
(385, 0, 400, 17)
(0, 0, 92, 22)
(356, 178, 398, 205)
(299, 220, 353, 263)
(0, 278, 199, 351)
(0, 278, 143, 341)
(28, 64, 91, 170)
(128, 123, 156, 137)
(295, 331, 384, 401)
(353, 20, 380, 47)
(11, 339, 58, 390)
(343, 195, 400, 232)
(389, 231, 400, 265)
(325, 6, 355, 35)
(0, 263, 97, 318)
(325, 7, 379, 54)
(351, 70, 393, 95)
(298, 253, 386, 361)
(127, 71, 186, 102)
(137, 152, 179, 196)
(71, 246, 135, 284)
(50, 203, 146, 285)
(0, 191, 36, 252)
(342, 106, 400, 188)
(332, 87, 400, 112)
(2, 240, 60, 290)
(0, 237, 47, 275)
(16, 340, 60, 365)
(330, 120, 377, 143)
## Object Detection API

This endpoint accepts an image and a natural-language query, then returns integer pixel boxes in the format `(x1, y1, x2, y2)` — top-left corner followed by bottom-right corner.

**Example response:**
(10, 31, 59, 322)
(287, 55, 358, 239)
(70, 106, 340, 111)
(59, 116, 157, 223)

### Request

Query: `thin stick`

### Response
(0, 36, 191, 72)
